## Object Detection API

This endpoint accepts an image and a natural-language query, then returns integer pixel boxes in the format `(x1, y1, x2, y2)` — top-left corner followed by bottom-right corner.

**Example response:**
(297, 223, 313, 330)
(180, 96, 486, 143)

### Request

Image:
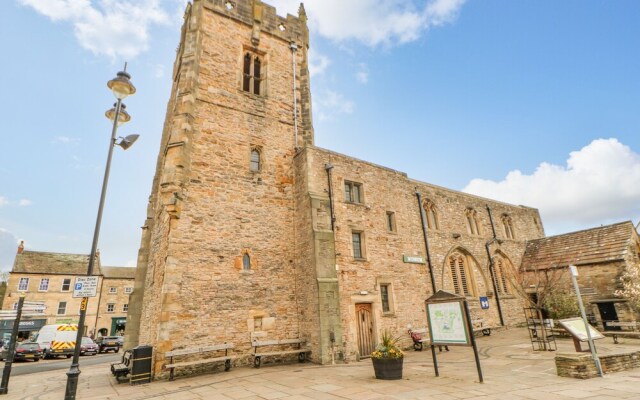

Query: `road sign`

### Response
(73, 276, 99, 298)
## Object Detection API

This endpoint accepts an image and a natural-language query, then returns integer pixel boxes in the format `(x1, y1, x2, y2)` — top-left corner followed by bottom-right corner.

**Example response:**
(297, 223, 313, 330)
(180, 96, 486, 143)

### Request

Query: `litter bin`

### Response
(130, 345, 153, 385)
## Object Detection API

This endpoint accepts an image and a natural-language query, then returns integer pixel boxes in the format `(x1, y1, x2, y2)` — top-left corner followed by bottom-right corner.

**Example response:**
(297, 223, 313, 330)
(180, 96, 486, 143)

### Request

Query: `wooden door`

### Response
(356, 303, 375, 358)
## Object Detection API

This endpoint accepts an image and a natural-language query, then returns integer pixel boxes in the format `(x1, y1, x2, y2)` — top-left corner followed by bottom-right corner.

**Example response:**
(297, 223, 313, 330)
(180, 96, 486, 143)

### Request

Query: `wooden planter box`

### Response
(372, 358, 403, 380)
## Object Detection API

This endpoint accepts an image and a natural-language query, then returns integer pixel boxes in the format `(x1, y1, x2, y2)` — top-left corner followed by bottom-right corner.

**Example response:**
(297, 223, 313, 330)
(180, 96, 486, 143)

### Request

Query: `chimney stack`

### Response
(17, 240, 24, 254)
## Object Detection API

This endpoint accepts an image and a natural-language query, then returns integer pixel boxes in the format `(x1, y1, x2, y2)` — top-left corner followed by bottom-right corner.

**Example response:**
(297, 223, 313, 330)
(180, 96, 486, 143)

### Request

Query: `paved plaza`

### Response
(8, 328, 640, 400)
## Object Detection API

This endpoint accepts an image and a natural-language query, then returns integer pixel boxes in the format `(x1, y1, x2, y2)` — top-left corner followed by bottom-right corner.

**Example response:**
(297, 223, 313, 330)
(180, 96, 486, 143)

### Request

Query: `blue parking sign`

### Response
(480, 296, 489, 309)
(75, 283, 83, 290)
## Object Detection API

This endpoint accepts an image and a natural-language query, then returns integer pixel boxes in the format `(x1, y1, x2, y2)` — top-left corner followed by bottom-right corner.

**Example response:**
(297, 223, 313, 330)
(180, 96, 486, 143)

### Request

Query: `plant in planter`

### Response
(371, 330, 404, 380)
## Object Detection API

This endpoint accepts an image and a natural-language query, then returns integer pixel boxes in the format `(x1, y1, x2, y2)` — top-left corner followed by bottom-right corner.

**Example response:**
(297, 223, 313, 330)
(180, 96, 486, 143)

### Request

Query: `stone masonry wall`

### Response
(302, 146, 543, 360)
(134, 0, 312, 377)
(556, 351, 640, 379)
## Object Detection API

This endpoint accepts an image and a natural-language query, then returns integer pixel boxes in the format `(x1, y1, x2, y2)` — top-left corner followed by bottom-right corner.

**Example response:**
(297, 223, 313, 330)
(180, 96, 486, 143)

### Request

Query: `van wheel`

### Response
(66, 355, 72, 358)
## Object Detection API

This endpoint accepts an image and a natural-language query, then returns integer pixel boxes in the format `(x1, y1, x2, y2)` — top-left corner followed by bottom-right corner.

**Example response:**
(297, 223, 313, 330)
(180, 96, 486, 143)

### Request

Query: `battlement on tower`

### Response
(203, 0, 309, 46)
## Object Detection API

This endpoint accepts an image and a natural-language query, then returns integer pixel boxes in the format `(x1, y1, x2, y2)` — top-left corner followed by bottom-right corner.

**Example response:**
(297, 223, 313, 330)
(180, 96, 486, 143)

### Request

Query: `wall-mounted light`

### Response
(278, 23, 286, 31)
(225, 1, 234, 10)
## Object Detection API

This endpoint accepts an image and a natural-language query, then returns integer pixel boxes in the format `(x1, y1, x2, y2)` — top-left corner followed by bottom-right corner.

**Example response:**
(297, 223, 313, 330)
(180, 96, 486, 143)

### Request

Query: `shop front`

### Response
(0, 318, 47, 344)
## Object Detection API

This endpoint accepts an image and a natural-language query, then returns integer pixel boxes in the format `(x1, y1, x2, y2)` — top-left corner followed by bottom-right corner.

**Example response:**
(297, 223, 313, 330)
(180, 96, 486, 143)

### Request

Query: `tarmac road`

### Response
(6, 352, 121, 376)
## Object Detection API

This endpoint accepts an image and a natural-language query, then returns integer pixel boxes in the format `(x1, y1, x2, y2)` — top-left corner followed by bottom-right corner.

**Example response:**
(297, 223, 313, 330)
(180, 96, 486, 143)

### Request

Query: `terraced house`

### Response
(1, 247, 134, 341)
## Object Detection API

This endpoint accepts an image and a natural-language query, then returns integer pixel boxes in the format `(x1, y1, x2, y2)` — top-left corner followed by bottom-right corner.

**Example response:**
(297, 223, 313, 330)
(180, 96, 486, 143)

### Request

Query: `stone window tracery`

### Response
(250, 147, 261, 172)
(464, 208, 481, 235)
(448, 252, 473, 296)
(502, 214, 515, 239)
(243, 52, 263, 95)
(493, 256, 510, 294)
(423, 200, 439, 230)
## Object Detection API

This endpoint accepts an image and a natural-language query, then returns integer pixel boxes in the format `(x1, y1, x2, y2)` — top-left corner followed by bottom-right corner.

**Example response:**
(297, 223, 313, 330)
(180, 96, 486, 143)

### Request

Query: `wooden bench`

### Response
(472, 319, 498, 336)
(110, 349, 132, 383)
(603, 321, 640, 344)
(165, 343, 235, 381)
(252, 338, 310, 368)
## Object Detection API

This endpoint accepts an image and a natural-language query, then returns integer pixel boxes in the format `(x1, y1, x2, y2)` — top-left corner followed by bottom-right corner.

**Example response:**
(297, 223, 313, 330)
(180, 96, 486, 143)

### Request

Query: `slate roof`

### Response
(101, 266, 136, 279)
(13, 251, 102, 275)
(521, 221, 636, 270)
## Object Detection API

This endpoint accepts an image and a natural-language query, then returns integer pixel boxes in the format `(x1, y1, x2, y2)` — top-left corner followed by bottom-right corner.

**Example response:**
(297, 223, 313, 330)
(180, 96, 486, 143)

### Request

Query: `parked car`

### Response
(80, 337, 99, 356)
(0, 342, 43, 362)
(95, 336, 120, 353)
(115, 336, 124, 347)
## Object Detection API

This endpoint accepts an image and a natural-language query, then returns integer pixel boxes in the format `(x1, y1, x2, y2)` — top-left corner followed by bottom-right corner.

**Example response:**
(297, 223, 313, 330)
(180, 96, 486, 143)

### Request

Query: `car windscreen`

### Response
(19, 343, 40, 350)
(81, 338, 94, 344)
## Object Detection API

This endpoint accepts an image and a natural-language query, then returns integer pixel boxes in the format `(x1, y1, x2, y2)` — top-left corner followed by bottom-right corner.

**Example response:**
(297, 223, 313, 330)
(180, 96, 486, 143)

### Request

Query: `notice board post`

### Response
(425, 290, 483, 383)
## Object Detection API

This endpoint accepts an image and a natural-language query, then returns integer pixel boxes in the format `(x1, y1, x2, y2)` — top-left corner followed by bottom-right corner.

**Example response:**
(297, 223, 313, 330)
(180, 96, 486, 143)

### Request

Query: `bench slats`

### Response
(166, 343, 234, 357)
(165, 355, 236, 369)
(253, 339, 305, 347)
(254, 349, 308, 357)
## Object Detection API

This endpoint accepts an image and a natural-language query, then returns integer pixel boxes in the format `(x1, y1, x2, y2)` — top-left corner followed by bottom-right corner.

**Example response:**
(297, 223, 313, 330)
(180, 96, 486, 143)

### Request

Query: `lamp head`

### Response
(116, 134, 139, 150)
(107, 70, 136, 100)
(105, 103, 131, 126)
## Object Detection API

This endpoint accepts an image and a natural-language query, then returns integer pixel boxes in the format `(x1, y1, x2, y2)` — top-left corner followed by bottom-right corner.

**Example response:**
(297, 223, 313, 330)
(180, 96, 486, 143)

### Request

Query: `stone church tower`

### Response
(126, 0, 324, 374)
(128, 0, 546, 378)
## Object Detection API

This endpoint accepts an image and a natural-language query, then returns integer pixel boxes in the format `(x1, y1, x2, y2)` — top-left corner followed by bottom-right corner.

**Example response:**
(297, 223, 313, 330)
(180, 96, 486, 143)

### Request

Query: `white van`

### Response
(33, 324, 78, 358)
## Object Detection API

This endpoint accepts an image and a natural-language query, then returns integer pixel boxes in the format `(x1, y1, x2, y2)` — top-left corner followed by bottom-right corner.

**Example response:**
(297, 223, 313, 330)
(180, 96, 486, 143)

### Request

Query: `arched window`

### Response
(243, 52, 263, 95)
(243, 253, 251, 270)
(423, 200, 439, 230)
(493, 256, 509, 294)
(449, 252, 471, 296)
(465, 208, 481, 235)
(502, 214, 515, 239)
(250, 148, 261, 172)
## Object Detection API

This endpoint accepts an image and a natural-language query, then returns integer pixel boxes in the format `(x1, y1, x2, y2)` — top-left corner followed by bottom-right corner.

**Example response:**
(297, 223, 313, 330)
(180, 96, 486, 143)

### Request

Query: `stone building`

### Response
(1, 249, 134, 340)
(521, 221, 640, 328)
(126, 0, 546, 377)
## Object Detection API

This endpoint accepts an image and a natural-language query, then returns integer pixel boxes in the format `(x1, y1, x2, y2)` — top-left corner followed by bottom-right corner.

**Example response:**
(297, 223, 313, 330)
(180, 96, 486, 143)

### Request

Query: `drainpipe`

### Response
(325, 164, 336, 231)
(416, 191, 437, 294)
(486, 205, 505, 326)
(290, 42, 299, 148)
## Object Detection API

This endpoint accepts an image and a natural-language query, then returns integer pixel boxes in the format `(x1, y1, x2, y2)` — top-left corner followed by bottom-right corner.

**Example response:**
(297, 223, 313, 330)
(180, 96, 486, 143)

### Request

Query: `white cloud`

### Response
(0, 197, 8, 207)
(53, 136, 80, 144)
(269, 0, 466, 47)
(153, 63, 166, 78)
(308, 49, 331, 77)
(18, 199, 33, 207)
(356, 63, 369, 84)
(19, 0, 171, 59)
(463, 138, 640, 234)
(315, 90, 354, 121)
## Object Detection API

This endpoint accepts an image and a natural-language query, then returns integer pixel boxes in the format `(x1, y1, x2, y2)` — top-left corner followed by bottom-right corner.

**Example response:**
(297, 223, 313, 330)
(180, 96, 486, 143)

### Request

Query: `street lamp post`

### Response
(64, 66, 138, 400)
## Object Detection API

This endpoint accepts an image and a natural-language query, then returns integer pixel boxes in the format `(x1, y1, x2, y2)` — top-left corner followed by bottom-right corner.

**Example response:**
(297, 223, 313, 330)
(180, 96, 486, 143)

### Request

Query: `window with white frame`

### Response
(107, 304, 115, 313)
(18, 278, 29, 291)
(61, 278, 71, 291)
(123, 304, 129, 312)
(109, 287, 117, 294)
(124, 287, 133, 294)
(38, 278, 50, 291)
(57, 301, 67, 315)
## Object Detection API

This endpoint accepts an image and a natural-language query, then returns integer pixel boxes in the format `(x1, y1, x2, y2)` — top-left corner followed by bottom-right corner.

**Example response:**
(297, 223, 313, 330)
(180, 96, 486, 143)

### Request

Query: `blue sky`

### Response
(1, 0, 639, 272)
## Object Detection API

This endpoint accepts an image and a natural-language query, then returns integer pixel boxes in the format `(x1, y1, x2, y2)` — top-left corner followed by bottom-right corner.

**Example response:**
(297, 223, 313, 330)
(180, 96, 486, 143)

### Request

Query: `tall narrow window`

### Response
(243, 253, 251, 270)
(493, 256, 510, 294)
(250, 148, 261, 172)
(352, 232, 363, 259)
(39, 278, 49, 291)
(18, 278, 29, 291)
(449, 253, 471, 296)
(502, 215, 515, 239)
(386, 211, 396, 232)
(380, 284, 390, 312)
(61, 278, 71, 291)
(123, 304, 129, 312)
(57, 301, 67, 315)
(465, 208, 481, 235)
(242, 52, 263, 95)
(344, 181, 362, 203)
(107, 304, 115, 313)
(424, 200, 439, 230)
